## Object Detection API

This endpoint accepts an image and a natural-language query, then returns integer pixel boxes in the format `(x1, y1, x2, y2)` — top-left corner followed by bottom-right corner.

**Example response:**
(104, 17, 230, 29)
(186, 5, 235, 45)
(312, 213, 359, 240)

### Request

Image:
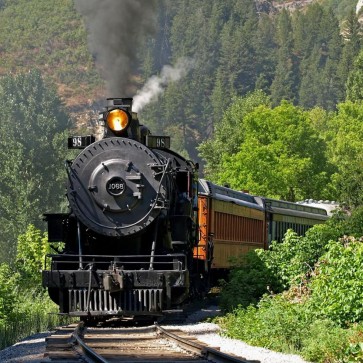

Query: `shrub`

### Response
(344, 206, 363, 237)
(219, 294, 310, 353)
(0, 263, 20, 326)
(310, 237, 363, 326)
(301, 319, 349, 362)
(217, 216, 363, 363)
(0, 290, 73, 350)
(219, 222, 342, 311)
(265, 223, 344, 289)
(15, 224, 50, 288)
(219, 293, 355, 363)
(219, 249, 282, 311)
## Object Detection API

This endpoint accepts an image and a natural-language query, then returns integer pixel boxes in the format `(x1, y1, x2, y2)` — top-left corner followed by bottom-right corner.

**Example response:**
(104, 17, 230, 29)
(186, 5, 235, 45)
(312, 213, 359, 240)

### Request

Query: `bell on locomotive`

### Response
(42, 98, 199, 319)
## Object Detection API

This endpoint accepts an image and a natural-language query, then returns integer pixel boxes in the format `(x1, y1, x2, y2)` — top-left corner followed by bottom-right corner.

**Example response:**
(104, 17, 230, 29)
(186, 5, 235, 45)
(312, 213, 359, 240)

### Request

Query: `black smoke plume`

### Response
(74, 0, 157, 96)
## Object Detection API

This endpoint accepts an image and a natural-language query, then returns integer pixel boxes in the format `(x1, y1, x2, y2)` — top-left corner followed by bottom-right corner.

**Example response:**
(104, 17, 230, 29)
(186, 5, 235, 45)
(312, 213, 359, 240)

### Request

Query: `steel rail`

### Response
(155, 323, 255, 363)
(72, 322, 109, 363)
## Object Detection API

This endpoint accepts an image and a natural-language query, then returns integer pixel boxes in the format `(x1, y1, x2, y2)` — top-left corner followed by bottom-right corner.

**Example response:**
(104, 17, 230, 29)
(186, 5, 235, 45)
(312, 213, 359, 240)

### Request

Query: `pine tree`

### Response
(254, 14, 277, 93)
(346, 50, 363, 101)
(295, 4, 343, 109)
(271, 9, 297, 105)
(339, 11, 362, 98)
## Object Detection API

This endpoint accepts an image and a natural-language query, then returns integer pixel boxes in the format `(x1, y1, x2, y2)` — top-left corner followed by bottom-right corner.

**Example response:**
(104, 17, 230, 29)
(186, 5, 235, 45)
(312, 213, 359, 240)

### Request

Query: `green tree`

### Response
(0, 263, 19, 326)
(216, 102, 332, 201)
(326, 101, 363, 207)
(141, 0, 228, 159)
(217, 7, 258, 98)
(253, 14, 277, 93)
(271, 9, 297, 105)
(346, 50, 363, 101)
(296, 5, 343, 109)
(0, 71, 70, 263)
(15, 225, 50, 288)
(310, 238, 363, 325)
(198, 90, 270, 181)
(338, 11, 362, 96)
(292, 4, 324, 59)
(322, 0, 359, 20)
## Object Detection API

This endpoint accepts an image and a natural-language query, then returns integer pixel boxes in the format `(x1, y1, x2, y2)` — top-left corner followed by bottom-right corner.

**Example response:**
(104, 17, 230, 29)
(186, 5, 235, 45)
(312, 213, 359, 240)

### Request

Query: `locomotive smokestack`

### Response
(106, 98, 133, 112)
(74, 0, 157, 96)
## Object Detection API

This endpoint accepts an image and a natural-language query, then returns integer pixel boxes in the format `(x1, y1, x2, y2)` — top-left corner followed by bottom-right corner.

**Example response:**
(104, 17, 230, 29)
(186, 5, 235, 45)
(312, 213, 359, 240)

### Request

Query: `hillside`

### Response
(0, 0, 103, 125)
(0, 0, 358, 131)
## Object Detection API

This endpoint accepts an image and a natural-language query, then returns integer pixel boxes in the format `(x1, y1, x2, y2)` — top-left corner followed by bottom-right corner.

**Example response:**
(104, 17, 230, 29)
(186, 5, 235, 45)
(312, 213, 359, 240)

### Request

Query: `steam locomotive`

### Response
(42, 98, 331, 319)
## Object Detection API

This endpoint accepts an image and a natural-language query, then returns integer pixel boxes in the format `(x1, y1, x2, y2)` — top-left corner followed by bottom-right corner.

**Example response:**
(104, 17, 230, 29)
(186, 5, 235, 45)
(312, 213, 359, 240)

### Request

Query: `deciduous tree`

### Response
(326, 101, 363, 207)
(0, 71, 70, 263)
(213, 102, 332, 201)
(198, 90, 270, 181)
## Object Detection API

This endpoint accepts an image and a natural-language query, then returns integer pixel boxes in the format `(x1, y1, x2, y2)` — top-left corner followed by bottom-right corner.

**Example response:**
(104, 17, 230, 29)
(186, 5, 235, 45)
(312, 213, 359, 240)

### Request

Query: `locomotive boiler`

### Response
(42, 98, 201, 319)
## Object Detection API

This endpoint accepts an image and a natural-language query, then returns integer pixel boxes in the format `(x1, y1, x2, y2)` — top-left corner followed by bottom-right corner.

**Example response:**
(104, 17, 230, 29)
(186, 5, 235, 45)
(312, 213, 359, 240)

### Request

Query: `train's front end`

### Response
(42, 98, 198, 320)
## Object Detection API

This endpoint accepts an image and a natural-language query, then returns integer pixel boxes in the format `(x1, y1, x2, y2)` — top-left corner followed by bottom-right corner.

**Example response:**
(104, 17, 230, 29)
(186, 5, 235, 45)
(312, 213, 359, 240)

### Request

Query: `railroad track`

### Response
(43, 322, 259, 363)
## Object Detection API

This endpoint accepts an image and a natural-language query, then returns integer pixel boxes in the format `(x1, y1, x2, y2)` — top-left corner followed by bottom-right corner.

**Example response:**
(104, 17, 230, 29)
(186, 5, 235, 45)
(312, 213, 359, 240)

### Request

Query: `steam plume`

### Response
(133, 57, 195, 112)
(74, 0, 157, 96)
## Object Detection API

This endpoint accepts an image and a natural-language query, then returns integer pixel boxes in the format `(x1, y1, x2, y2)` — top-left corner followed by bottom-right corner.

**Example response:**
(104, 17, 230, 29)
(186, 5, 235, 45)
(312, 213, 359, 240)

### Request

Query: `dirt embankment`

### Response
(272, 0, 315, 11)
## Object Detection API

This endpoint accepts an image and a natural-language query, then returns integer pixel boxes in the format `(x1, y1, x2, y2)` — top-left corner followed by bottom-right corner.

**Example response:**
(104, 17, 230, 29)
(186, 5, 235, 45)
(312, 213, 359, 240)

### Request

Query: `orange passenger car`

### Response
(194, 179, 267, 270)
(194, 179, 330, 271)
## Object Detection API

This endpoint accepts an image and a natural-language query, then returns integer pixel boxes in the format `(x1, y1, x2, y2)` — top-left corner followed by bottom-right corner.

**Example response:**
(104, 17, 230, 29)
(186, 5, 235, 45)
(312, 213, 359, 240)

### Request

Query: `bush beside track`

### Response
(0, 225, 74, 350)
(217, 208, 363, 363)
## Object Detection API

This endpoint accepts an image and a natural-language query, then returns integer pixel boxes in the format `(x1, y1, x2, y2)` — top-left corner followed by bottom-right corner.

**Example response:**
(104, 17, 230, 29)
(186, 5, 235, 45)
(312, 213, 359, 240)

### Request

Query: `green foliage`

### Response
(342, 340, 363, 363)
(309, 237, 363, 325)
(198, 90, 270, 180)
(264, 222, 344, 287)
(220, 294, 310, 354)
(200, 93, 363, 206)
(264, 230, 321, 288)
(327, 101, 363, 207)
(217, 209, 363, 362)
(346, 51, 363, 102)
(300, 319, 350, 362)
(215, 102, 332, 201)
(219, 250, 282, 311)
(0, 71, 70, 263)
(322, 0, 359, 20)
(0, 225, 72, 349)
(220, 296, 363, 362)
(296, 5, 343, 110)
(138, 0, 357, 159)
(0, 263, 20, 326)
(338, 11, 362, 91)
(16, 225, 50, 288)
(0, 289, 72, 350)
(0, 0, 357, 162)
(0, 225, 51, 327)
(344, 207, 363, 237)
(219, 221, 344, 311)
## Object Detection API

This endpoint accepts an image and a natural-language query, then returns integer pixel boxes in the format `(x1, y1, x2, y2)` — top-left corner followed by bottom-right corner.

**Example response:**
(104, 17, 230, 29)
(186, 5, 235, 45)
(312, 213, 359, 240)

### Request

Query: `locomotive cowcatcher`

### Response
(42, 98, 202, 319)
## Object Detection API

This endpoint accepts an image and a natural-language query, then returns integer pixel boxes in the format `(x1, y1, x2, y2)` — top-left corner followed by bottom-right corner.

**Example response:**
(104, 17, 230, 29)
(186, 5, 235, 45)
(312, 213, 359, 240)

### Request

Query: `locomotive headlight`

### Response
(106, 109, 129, 133)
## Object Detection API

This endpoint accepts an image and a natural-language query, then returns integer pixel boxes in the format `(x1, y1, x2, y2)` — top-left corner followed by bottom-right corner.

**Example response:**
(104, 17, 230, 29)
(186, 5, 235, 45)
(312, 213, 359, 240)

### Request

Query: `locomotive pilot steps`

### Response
(42, 98, 331, 319)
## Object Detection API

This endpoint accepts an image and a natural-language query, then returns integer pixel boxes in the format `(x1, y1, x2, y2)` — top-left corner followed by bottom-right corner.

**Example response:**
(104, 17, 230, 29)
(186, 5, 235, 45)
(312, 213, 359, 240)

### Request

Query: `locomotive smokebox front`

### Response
(67, 137, 168, 237)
